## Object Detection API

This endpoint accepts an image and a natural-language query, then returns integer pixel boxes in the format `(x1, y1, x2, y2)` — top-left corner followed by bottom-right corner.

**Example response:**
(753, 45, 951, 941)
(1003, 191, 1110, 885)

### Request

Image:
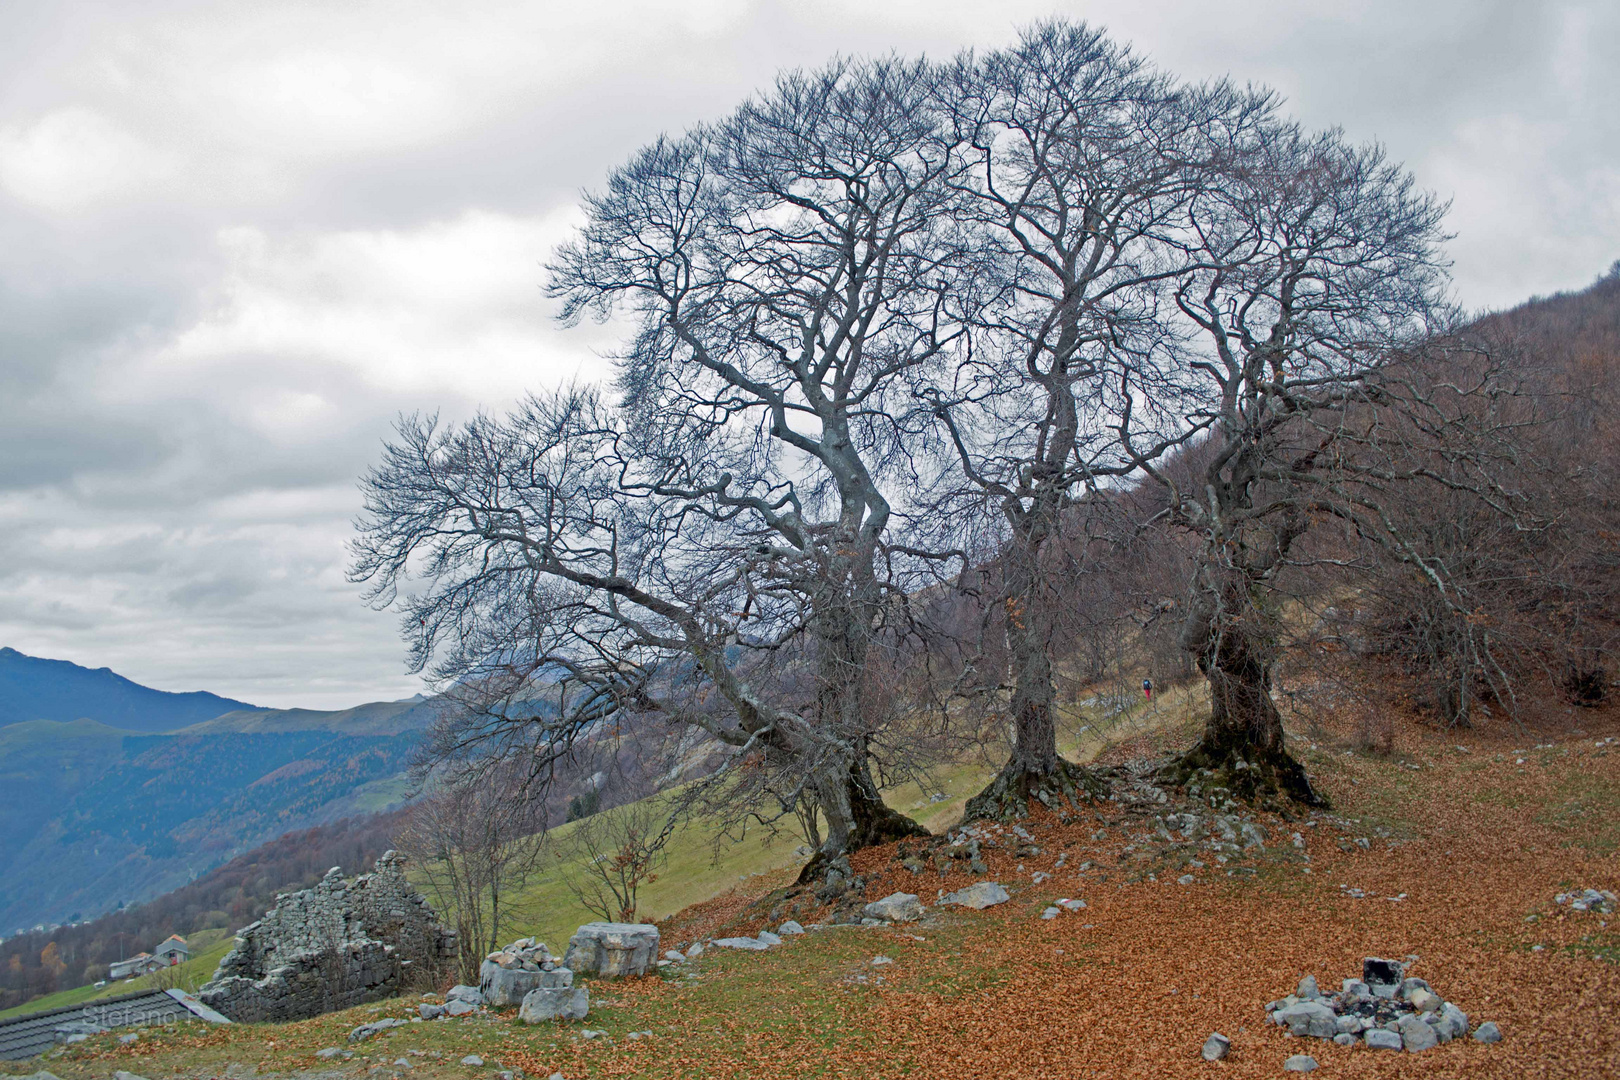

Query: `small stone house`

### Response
(152, 935, 189, 966)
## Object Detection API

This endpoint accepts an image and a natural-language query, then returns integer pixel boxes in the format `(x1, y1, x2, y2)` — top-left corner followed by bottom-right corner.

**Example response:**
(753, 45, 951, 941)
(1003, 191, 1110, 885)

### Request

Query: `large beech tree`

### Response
(924, 23, 1255, 818)
(1130, 119, 1451, 805)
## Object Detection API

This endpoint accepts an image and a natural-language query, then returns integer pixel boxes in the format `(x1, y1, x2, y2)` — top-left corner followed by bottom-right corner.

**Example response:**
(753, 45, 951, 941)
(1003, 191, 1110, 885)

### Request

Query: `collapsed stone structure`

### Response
(199, 852, 456, 1023)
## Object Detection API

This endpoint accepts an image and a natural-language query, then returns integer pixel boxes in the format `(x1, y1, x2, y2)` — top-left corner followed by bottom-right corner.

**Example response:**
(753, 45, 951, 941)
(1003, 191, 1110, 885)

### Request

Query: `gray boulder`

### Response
(1437, 1003, 1468, 1042)
(1473, 1021, 1502, 1043)
(713, 936, 771, 950)
(349, 1018, 409, 1042)
(518, 984, 588, 1023)
(419, 1004, 445, 1020)
(1396, 1014, 1438, 1052)
(1364, 1028, 1402, 1050)
(446, 985, 485, 1005)
(480, 963, 547, 1007)
(1332, 1033, 1357, 1047)
(778, 921, 806, 935)
(563, 922, 660, 977)
(756, 930, 784, 946)
(863, 892, 924, 922)
(445, 999, 477, 1017)
(1282, 1054, 1317, 1072)
(1201, 1033, 1230, 1061)
(1296, 974, 1320, 999)
(1275, 1001, 1337, 1039)
(940, 882, 1010, 910)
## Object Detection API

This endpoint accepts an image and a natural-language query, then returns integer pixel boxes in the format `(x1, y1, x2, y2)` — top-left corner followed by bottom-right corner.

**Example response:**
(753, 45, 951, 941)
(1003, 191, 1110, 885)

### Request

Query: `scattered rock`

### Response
(870, 956, 893, 966)
(1283, 1054, 1317, 1072)
(663, 950, 686, 962)
(518, 973, 589, 1023)
(1364, 1028, 1402, 1050)
(1056, 898, 1086, 912)
(113, 1072, 152, 1080)
(460, 1055, 484, 1066)
(563, 922, 660, 978)
(712, 936, 772, 951)
(1201, 1033, 1230, 1061)
(118, 1033, 139, 1045)
(940, 882, 1010, 910)
(1275, 1001, 1337, 1039)
(1177, 874, 1195, 886)
(446, 985, 486, 1005)
(316, 1048, 342, 1060)
(445, 999, 477, 1017)
(778, 921, 806, 935)
(863, 892, 924, 922)
(1296, 975, 1320, 1000)
(349, 1018, 409, 1042)
(1473, 1021, 1502, 1043)
(1555, 888, 1617, 913)
(419, 1004, 445, 1020)
(1395, 1014, 1438, 1052)
(1332, 1033, 1357, 1046)
(1040, 907, 1059, 920)
(393, 1058, 413, 1069)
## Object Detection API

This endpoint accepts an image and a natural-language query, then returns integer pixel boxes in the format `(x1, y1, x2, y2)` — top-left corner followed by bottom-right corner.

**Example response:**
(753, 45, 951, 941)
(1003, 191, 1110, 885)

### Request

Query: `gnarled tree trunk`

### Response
(1160, 572, 1326, 808)
(964, 523, 1104, 821)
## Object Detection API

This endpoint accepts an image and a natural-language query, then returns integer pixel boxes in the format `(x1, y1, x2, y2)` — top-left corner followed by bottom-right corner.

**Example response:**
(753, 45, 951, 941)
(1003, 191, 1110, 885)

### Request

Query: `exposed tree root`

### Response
(1155, 731, 1328, 812)
(962, 757, 1109, 823)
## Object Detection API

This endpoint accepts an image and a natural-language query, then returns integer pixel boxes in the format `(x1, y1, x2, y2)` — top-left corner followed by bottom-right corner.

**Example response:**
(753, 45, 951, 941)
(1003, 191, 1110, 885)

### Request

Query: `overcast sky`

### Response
(1, 0, 1615, 709)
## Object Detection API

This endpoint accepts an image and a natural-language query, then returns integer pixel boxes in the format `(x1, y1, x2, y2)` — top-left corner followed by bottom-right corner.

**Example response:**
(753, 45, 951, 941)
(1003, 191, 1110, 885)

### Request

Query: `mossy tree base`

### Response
(962, 757, 1109, 823)
(1155, 730, 1328, 812)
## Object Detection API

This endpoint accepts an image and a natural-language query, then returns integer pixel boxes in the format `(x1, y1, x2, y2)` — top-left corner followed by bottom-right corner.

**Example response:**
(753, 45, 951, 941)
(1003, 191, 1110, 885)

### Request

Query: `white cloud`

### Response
(0, 0, 1615, 707)
(0, 107, 175, 212)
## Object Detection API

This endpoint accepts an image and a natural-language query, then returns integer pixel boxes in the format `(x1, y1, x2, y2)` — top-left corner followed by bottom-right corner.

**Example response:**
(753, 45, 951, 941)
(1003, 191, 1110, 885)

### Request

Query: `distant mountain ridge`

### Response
(0, 647, 265, 733)
(0, 648, 437, 933)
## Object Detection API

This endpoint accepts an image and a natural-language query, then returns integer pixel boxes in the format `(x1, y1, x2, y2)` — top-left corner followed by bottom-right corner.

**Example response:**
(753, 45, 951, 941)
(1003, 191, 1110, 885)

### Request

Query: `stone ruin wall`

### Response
(198, 851, 456, 1023)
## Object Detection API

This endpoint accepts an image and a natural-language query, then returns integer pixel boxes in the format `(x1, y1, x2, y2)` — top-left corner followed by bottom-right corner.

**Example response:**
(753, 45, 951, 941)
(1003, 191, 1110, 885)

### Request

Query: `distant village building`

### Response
(153, 935, 189, 965)
(109, 935, 188, 980)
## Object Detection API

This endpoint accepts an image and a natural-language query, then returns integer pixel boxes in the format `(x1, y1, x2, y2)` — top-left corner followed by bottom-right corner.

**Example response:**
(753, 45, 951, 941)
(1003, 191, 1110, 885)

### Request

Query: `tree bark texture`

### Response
(964, 519, 1105, 821)
(1161, 572, 1326, 808)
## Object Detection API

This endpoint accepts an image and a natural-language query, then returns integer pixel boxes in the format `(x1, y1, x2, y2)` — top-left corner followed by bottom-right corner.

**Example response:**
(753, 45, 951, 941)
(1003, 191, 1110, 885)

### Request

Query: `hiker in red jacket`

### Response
(1142, 677, 1153, 701)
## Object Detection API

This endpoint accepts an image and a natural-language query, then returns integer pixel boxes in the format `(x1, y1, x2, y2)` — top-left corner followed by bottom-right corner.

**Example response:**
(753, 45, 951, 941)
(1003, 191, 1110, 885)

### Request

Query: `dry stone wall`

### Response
(198, 852, 455, 1023)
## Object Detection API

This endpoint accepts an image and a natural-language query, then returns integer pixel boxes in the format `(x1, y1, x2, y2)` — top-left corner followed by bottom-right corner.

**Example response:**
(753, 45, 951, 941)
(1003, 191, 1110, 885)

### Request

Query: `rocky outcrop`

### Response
(198, 852, 455, 1023)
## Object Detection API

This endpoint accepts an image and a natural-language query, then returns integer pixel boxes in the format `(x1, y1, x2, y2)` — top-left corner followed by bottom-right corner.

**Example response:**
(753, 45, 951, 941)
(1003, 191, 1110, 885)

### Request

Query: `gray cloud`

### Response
(0, 0, 1614, 707)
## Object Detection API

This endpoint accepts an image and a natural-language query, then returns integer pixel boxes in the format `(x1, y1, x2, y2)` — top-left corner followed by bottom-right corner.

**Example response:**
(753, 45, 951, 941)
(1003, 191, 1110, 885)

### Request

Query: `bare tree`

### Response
(544, 55, 968, 867)
(396, 761, 548, 983)
(556, 798, 678, 924)
(918, 21, 1249, 818)
(1113, 118, 1453, 806)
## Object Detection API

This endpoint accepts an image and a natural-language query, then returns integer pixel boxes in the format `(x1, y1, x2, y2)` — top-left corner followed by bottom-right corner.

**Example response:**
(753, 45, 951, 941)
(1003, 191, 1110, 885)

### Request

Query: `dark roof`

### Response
(0, 989, 228, 1061)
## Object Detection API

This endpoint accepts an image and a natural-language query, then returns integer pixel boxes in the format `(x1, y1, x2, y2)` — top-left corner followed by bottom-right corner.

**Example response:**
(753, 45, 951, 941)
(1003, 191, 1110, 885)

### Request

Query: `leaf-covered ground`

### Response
(9, 701, 1616, 1079)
